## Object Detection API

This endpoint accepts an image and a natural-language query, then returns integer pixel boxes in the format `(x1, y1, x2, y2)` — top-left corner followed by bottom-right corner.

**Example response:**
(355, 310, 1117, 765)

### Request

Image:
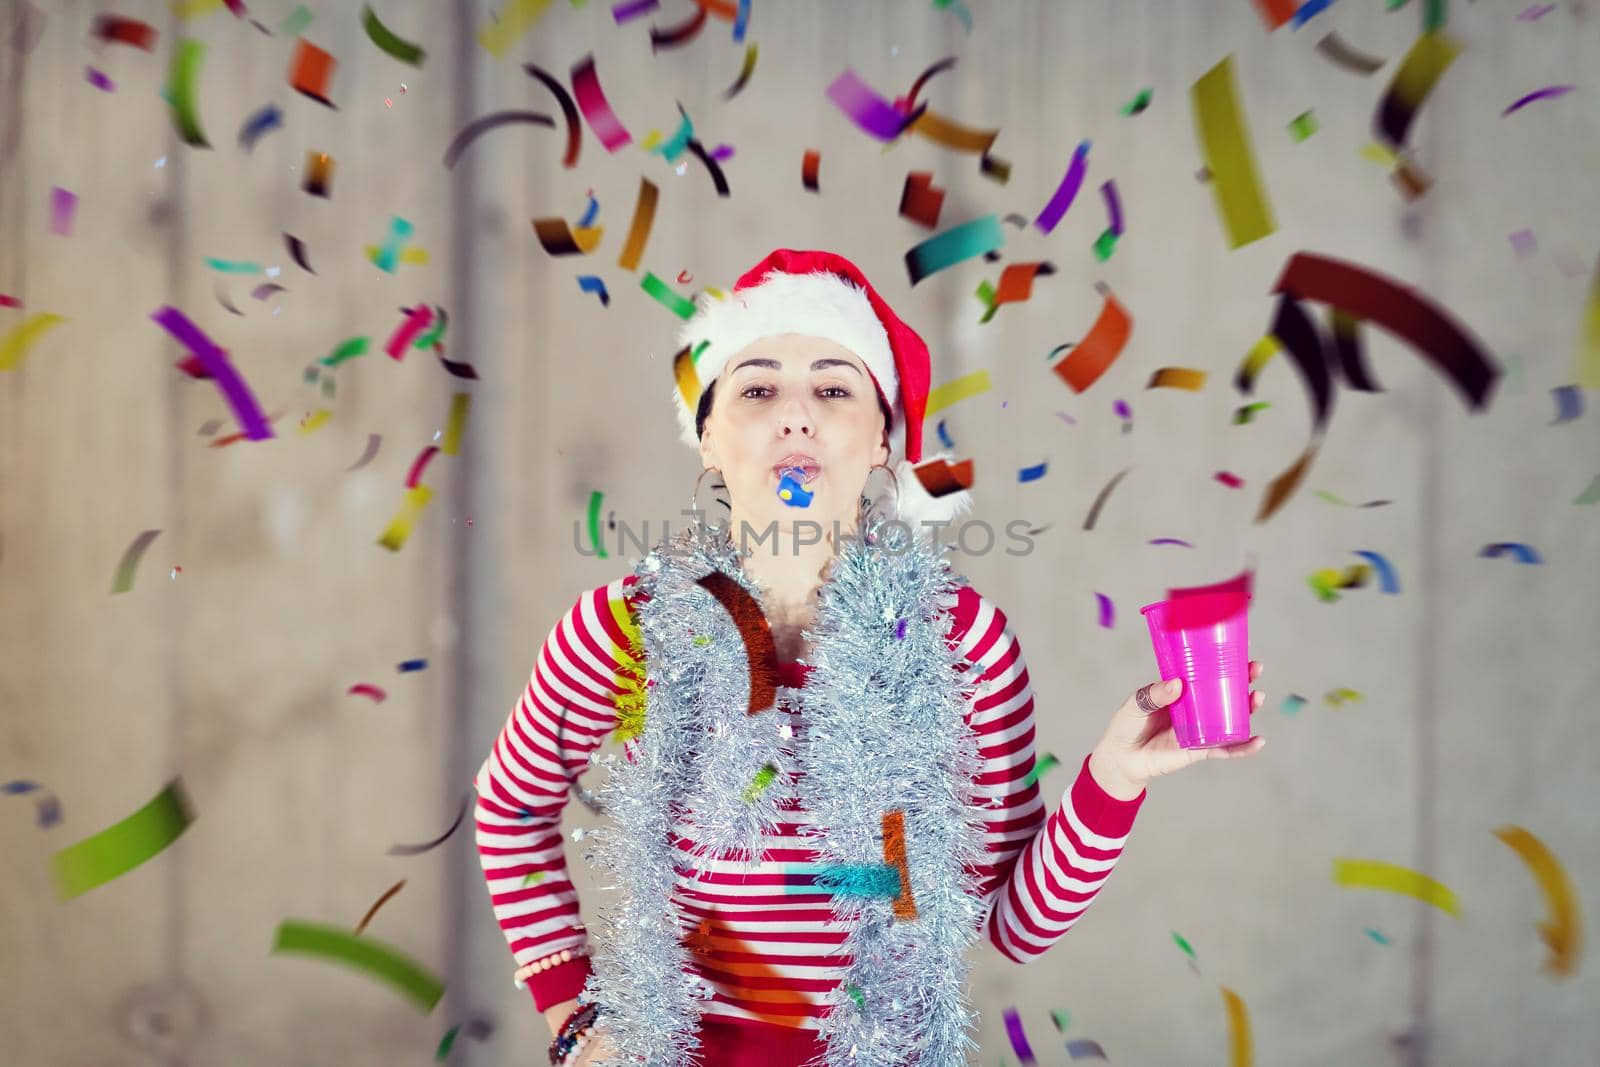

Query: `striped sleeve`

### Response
(473, 574, 646, 1011)
(944, 585, 1146, 963)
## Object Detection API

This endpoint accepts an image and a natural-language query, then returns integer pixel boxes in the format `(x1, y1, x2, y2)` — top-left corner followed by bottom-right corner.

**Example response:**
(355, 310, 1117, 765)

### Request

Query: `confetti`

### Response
(1083, 466, 1133, 531)
(285, 233, 316, 273)
(899, 171, 945, 229)
(912, 457, 975, 497)
(1173, 931, 1198, 961)
(1121, 87, 1153, 115)
(388, 793, 471, 856)
(1316, 30, 1386, 74)
(1051, 288, 1132, 393)
(683, 139, 731, 197)
(440, 393, 471, 456)
(1493, 825, 1582, 977)
(1066, 1038, 1108, 1061)
(434, 1019, 492, 1061)
(578, 275, 610, 306)
(272, 920, 445, 1011)
(302, 151, 335, 197)
(1333, 858, 1461, 916)
(405, 447, 439, 489)
(801, 149, 821, 192)
(977, 262, 1056, 323)
(354, 879, 407, 934)
(443, 111, 555, 168)
(478, 0, 553, 58)
(378, 486, 435, 551)
(617, 177, 659, 270)
(741, 763, 780, 803)
(1020, 753, 1060, 790)
(1281, 694, 1307, 714)
(532, 217, 602, 256)
(167, 39, 210, 146)
(1324, 687, 1363, 707)
(1288, 110, 1319, 141)
(523, 62, 582, 167)
(641, 272, 697, 319)
(1095, 593, 1114, 628)
(1251, 0, 1296, 29)
(881, 809, 917, 920)
(925, 369, 992, 416)
(827, 69, 919, 141)
(385, 305, 433, 359)
(1147, 367, 1207, 391)
(3, 780, 62, 828)
(695, 571, 778, 713)
(1502, 85, 1576, 118)
(362, 4, 425, 65)
(373, 216, 415, 273)
(321, 336, 369, 368)
(51, 779, 195, 900)
(1479, 542, 1542, 564)
(651, 2, 707, 49)
(571, 55, 632, 152)
(1191, 55, 1276, 248)
(587, 490, 609, 558)
(723, 42, 759, 101)
(289, 38, 336, 107)
(0, 312, 65, 371)
(1509, 229, 1537, 257)
(612, 0, 659, 22)
(1365, 927, 1392, 945)
(1034, 140, 1090, 234)
(93, 15, 157, 49)
(152, 306, 273, 440)
(1003, 1007, 1037, 1064)
(1353, 550, 1401, 593)
(85, 66, 115, 91)
(1018, 461, 1048, 483)
(1221, 987, 1253, 1067)
(1374, 31, 1461, 151)
(1148, 538, 1194, 547)
(1215, 471, 1245, 489)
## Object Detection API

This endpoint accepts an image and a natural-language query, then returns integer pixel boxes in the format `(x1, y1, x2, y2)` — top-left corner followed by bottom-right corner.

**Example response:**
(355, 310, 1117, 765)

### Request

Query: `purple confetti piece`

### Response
(825, 69, 915, 141)
(85, 66, 115, 91)
(1003, 1007, 1038, 1065)
(1100, 179, 1123, 235)
(708, 143, 735, 162)
(1509, 229, 1537, 257)
(894, 617, 908, 639)
(50, 187, 77, 235)
(1502, 84, 1578, 117)
(611, 0, 659, 23)
(1147, 538, 1195, 547)
(1113, 398, 1131, 420)
(1095, 593, 1115, 628)
(1517, 3, 1557, 19)
(1034, 140, 1090, 234)
(150, 306, 274, 441)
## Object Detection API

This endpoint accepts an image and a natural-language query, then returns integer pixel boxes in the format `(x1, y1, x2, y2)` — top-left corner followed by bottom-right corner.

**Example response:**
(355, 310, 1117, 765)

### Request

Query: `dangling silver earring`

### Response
(689, 467, 730, 531)
(859, 462, 901, 531)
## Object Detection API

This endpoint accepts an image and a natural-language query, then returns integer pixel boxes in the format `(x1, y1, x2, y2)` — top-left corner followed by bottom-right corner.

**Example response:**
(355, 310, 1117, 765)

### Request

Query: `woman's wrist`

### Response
(1088, 744, 1145, 802)
(543, 998, 581, 1038)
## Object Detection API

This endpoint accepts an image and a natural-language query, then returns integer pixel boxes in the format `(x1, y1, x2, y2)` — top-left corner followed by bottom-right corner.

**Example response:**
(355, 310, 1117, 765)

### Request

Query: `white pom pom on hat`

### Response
(671, 248, 971, 532)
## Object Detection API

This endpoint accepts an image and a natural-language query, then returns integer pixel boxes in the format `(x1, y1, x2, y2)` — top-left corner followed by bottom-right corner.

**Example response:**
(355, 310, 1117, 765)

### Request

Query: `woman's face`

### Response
(698, 334, 891, 537)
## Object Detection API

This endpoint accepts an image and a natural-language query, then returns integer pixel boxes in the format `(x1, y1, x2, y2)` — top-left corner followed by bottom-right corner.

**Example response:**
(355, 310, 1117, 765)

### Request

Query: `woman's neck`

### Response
(728, 510, 853, 627)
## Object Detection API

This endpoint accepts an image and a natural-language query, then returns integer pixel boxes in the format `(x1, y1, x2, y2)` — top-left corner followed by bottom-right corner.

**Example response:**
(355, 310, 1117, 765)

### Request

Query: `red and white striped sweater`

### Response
(474, 573, 1145, 1035)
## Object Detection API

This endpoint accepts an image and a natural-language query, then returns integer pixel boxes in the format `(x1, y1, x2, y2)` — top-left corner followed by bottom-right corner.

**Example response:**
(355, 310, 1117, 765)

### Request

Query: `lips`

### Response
(774, 454, 821, 485)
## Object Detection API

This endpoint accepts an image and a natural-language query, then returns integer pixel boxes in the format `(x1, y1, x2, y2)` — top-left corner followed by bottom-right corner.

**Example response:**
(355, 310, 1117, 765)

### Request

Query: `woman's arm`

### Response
(473, 576, 645, 1013)
(947, 587, 1146, 962)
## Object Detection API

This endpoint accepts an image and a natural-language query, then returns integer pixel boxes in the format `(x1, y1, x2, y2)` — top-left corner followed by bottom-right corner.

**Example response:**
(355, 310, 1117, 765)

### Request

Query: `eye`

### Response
(819, 385, 852, 399)
(739, 384, 773, 399)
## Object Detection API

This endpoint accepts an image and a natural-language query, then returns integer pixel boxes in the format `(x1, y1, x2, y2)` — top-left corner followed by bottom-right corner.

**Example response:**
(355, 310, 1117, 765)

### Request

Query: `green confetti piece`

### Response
(1281, 694, 1308, 715)
(844, 982, 866, 1011)
(690, 339, 710, 364)
(1092, 228, 1120, 262)
(1050, 1009, 1071, 1031)
(52, 779, 195, 899)
(362, 4, 427, 66)
(204, 258, 263, 274)
(1364, 927, 1392, 945)
(1574, 475, 1600, 506)
(1172, 930, 1197, 960)
(1120, 88, 1153, 116)
(414, 309, 447, 350)
(1422, 0, 1446, 31)
(522, 870, 546, 887)
(167, 39, 210, 147)
(112, 529, 161, 594)
(1288, 110, 1320, 143)
(1234, 401, 1272, 425)
(1019, 753, 1060, 791)
(321, 336, 370, 367)
(741, 763, 779, 804)
(692, 635, 712, 646)
(641, 272, 697, 319)
(272, 919, 446, 1012)
(279, 4, 314, 36)
(586, 490, 608, 559)
(435, 1024, 461, 1060)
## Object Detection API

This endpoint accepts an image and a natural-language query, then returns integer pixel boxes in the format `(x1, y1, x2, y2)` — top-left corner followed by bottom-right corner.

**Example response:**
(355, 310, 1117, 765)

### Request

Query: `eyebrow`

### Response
(729, 357, 864, 376)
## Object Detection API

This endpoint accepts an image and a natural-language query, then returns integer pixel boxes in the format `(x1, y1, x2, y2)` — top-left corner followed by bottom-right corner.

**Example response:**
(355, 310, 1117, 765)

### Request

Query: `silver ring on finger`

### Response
(1136, 684, 1161, 714)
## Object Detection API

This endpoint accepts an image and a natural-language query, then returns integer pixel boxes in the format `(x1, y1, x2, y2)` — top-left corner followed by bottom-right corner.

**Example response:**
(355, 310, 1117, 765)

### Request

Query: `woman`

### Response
(474, 250, 1267, 1066)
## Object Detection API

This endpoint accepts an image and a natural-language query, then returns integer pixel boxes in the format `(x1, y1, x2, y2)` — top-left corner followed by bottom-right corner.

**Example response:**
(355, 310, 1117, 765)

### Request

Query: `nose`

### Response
(778, 396, 813, 438)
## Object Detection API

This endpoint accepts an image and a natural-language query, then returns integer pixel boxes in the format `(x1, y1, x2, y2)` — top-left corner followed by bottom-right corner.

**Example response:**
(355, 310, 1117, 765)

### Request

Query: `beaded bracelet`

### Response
(548, 1001, 603, 1066)
(513, 946, 594, 988)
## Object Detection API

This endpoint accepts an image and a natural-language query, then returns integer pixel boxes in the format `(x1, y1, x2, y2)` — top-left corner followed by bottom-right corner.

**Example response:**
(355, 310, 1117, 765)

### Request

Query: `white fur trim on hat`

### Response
(673, 270, 900, 450)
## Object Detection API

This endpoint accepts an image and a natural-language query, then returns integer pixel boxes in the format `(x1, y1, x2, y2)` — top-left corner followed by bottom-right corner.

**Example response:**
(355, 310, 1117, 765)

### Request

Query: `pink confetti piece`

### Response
(1215, 471, 1245, 488)
(384, 304, 433, 360)
(347, 683, 387, 702)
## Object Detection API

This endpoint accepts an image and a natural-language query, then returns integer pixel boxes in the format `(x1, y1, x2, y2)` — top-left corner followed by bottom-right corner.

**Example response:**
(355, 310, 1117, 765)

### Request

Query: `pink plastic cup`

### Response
(1138, 591, 1253, 749)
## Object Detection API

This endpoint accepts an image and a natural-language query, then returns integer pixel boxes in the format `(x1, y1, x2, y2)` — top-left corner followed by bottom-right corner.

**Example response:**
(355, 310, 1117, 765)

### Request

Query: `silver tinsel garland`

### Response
(578, 511, 992, 1066)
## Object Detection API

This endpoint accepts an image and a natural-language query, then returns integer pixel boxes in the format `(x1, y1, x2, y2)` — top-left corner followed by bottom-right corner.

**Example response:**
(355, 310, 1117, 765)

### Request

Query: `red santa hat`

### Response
(673, 248, 972, 533)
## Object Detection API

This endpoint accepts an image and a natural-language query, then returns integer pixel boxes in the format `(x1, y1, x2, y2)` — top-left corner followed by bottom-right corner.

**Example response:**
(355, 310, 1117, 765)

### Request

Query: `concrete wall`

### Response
(3, 1, 1598, 1064)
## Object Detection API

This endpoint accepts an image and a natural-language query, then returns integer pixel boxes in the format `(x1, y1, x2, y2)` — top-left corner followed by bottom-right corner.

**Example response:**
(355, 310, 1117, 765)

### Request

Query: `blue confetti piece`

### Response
(578, 194, 599, 229)
(398, 659, 428, 672)
(577, 275, 610, 306)
(936, 419, 954, 450)
(1018, 461, 1048, 483)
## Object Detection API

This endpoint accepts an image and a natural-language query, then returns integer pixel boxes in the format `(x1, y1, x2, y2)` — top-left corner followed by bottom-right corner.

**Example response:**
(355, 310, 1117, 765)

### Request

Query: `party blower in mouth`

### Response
(774, 455, 819, 508)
